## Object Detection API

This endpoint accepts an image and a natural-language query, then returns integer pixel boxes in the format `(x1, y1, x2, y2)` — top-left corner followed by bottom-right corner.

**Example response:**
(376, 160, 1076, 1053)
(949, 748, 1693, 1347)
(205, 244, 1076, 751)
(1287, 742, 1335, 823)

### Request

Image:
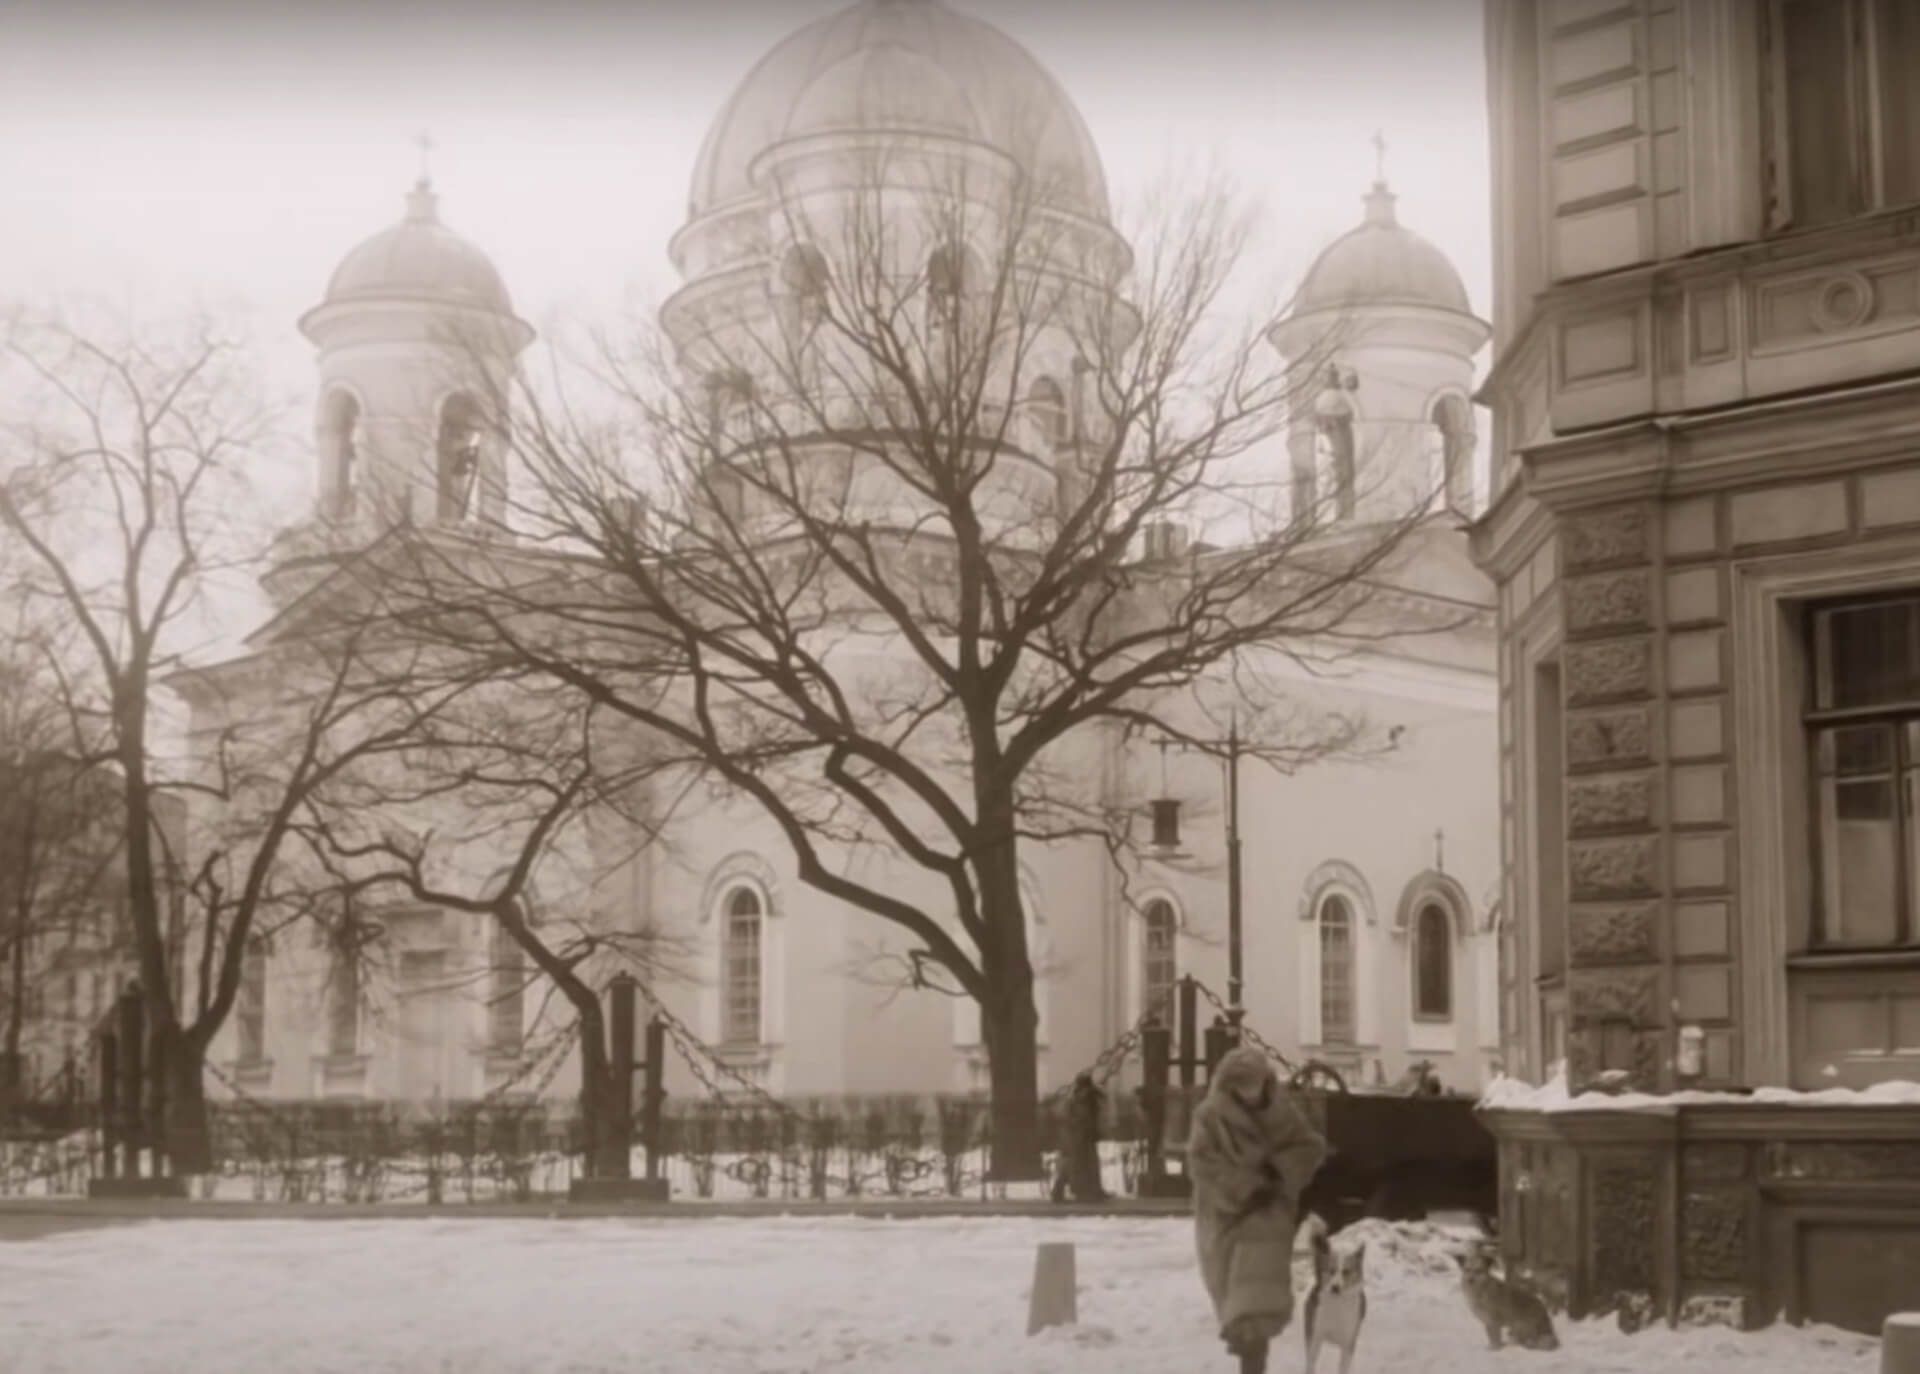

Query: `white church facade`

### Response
(191, 0, 1506, 1111)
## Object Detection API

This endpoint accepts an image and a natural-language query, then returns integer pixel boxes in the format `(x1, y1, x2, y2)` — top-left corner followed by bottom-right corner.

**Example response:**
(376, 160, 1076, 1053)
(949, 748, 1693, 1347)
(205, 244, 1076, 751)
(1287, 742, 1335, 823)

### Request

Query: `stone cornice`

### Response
(1477, 206, 1920, 411)
(1468, 477, 1557, 582)
(1516, 371, 1920, 514)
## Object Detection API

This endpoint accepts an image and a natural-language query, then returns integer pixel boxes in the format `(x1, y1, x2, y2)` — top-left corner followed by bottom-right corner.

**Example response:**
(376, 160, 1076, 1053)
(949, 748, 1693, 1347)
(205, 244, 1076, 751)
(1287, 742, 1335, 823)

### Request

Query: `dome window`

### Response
(1429, 394, 1474, 517)
(777, 244, 831, 342)
(319, 390, 362, 519)
(1313, 365, 1360, 523)
(704, 369, 757, 447)
(1027, 375, 1070, 449)
(436, 393, 484, 525)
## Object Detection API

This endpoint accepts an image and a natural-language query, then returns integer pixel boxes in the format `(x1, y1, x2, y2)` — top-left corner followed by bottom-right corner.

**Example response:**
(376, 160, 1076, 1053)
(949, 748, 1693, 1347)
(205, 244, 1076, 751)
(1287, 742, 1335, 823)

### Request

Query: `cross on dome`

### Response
(413, 130, 436, 189)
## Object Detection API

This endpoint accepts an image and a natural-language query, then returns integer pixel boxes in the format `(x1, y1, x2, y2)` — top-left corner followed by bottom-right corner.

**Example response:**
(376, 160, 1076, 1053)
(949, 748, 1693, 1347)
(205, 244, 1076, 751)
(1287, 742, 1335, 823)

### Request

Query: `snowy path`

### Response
(0, 1215, 1882, 1373)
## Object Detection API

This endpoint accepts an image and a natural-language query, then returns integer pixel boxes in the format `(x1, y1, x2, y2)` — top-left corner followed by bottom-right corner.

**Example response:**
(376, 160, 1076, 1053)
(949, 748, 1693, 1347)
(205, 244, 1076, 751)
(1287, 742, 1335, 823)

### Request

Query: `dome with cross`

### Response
(319, 176, 516, 318)
(1293, 177, 1473, 319)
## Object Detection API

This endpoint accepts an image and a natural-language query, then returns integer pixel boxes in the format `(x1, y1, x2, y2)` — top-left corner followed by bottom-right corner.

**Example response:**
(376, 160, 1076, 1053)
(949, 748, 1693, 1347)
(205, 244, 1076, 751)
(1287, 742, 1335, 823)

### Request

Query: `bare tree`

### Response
(391, 156, 1468, 1177)
(0, 595, 130, 1108)
(270, 612, 695, 1176)
(0, 311, 546, 1171)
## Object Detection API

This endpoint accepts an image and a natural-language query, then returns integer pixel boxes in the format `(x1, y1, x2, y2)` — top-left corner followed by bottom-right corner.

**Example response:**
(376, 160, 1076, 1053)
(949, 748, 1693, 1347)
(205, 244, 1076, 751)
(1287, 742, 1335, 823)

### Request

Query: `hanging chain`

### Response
(1192, 979, 1294, 1073)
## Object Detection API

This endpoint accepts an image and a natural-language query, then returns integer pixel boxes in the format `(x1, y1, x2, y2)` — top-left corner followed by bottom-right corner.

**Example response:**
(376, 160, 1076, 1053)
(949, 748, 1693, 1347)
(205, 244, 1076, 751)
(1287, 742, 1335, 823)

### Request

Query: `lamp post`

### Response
(1150, 716, 1249, 1026)
(1224, 717, 1244, 1022)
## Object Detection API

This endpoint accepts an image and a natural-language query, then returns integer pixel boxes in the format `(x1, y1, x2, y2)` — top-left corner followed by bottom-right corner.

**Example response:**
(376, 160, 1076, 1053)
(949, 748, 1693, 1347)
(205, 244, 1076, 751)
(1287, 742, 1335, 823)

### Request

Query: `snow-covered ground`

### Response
(0, 1215, 1881, 1373)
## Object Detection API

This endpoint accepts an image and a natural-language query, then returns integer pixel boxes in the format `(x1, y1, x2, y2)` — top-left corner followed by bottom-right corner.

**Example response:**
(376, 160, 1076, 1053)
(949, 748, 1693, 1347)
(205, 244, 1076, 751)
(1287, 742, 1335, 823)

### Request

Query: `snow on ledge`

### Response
(1477, 1068, 1920, 1114)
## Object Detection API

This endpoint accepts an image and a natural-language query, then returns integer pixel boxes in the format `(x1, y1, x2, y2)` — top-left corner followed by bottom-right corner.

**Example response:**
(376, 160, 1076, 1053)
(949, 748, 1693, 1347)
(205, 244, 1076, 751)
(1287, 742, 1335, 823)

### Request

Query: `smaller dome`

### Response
(323, 181, 514, 315)
(1294, 183, 1470, 317)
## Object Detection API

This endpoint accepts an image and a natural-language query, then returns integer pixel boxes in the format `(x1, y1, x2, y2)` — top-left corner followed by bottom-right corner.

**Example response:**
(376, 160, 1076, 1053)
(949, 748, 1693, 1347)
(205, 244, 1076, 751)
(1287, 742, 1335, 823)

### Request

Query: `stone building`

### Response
(194, 0, 1503, 1118)
(1475, 0, 1920, 1336)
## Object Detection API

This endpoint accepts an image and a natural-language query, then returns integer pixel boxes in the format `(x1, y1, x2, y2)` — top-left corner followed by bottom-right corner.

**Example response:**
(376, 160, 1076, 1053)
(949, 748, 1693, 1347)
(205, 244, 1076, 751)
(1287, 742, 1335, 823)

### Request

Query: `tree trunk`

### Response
(982, 984, 1044, 1182)
(973, 809, 1044, 1182)
(159, 1026, 214, 1176)
(1, 941, 24, 1110)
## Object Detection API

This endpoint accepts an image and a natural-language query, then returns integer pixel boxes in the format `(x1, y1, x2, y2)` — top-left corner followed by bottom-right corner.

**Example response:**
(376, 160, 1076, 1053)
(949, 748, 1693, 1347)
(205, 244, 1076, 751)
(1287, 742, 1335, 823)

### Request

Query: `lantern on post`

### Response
(1149, 797, 1183, 852)
(1148, 737, 1186, 856)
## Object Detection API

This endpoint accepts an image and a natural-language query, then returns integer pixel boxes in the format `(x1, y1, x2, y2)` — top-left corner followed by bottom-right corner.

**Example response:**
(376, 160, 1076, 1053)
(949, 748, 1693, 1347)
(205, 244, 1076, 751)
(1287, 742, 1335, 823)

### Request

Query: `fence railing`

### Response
(0, 973, 1263, 1204)
(0, 1088, 1189, 1204)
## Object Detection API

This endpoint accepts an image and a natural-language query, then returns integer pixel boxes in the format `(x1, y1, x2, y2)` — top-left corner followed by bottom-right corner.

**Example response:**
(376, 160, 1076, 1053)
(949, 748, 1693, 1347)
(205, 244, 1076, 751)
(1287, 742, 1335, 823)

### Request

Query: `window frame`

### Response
(237, 938, 268, 1066)
(326, 945, 360, 1059)
(1762, 0, 1920, 232)
(1804, 588, 1920, 951)
(1317, 893, 1357, 1046)
(489, 916, 528, 1058)
(720, 883, 765, 1048)
(1411, 901, 1456, 1023)
(1141, 897, 1178, 1023)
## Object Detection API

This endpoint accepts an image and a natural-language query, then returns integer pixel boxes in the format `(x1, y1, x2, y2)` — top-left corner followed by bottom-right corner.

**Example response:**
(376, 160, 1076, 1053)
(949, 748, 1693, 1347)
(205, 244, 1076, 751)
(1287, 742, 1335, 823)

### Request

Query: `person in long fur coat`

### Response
(1187, 1046, 1329, 1373)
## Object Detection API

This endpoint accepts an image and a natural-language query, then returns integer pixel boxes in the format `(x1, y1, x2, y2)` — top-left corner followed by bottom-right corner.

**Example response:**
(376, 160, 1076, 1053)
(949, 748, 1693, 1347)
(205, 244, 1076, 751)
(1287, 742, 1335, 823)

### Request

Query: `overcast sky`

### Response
(0, 0, 1491, 523)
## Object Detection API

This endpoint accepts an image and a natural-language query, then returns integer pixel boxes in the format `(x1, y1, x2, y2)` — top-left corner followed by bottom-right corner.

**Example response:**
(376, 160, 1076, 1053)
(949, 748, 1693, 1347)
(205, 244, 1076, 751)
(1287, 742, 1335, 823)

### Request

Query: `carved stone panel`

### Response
(1683, 1142, 1748, 1183)
(1565, 569, 1653, 635)
(1589, 1155, 1660, 1297)
(1564, 638, 1654, 705)
(1567, 706, 1653, 769)
(1763, 1141, 1920, 1181)
(1568, 771, 1658, 834)
(1569, 904, 1658, 965)
(1682, 1184, 1748, 1281)
(1570, 836, 1659, 899)
(1534, 1143, 1579, 1280)
(1561, 505, 1649, 572)
(1570, 967, 1661, 1025)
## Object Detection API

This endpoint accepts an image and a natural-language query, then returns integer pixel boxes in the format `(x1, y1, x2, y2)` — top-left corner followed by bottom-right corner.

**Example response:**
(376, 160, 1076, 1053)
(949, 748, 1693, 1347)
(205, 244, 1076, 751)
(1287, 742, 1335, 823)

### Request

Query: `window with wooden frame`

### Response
(721, 885, 764, 1047)
(327, 946, 359, 1058)
(237, 939, 267, 1065)
(1141, 898, 1178, 1023)
(1763, 0, 1920, 232)
(489, 916, 526, 1057)
(1412, 903, 1454, 1021)
(1317, 893, 1357, 1046)
(1807, 592, 1920, 951)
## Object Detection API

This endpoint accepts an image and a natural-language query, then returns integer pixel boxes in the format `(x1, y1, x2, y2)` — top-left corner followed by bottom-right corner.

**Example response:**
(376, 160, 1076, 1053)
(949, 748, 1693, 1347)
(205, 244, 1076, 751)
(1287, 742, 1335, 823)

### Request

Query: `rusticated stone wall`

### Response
(1557, 503, 1670, 1090)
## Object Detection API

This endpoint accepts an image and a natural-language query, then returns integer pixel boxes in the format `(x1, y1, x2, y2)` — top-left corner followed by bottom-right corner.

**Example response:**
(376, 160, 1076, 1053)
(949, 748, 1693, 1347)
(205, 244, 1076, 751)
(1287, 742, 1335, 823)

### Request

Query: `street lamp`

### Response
(1148, 717, 1250, 1025)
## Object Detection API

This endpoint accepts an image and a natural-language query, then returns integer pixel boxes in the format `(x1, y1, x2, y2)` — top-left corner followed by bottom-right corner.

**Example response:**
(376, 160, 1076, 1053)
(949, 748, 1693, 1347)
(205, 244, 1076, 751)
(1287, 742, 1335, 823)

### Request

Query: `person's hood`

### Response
(1208, 1046, 1278, 1104)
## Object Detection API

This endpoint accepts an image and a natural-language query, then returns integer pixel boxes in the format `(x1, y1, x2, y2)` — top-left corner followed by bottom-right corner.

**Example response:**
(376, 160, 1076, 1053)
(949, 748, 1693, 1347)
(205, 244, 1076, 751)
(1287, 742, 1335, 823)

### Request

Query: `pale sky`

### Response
(0, 0, 1491, 527)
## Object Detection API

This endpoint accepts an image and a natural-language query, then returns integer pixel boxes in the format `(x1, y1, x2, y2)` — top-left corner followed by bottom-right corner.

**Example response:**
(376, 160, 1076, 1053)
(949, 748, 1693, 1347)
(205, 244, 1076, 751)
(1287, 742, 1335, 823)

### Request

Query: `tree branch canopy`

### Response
(385, 156, 1476, 1031)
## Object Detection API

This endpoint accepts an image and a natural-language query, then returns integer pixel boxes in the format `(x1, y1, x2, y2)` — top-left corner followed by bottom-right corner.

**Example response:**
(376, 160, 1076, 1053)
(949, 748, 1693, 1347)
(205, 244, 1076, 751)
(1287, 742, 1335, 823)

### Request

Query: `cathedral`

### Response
(192, 0, 1501, 1110)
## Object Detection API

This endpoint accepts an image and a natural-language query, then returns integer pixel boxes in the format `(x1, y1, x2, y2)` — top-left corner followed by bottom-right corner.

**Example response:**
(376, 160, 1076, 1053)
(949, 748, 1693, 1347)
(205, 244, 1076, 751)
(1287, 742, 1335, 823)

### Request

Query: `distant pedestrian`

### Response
(1051, 1072, 1108, 1203)
(1188, 1047, 1328, 1374)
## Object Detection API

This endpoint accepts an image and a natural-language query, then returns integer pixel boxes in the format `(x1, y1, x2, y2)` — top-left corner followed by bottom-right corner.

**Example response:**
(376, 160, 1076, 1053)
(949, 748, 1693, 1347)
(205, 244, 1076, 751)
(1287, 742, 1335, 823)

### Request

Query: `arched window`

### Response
(778, 243, 831, 341)
(703, 368, 756, 444)
(1027, 375, 1070, 449)
(1142, 898, 1178, 1022)
(319, 390, 362, 518)
(1317, 893, 1356, 1045)
(1313, 366, 1359, 522)
(435, 393, 483, 524)
(722, 885, 764, 1046)
(1429, 394, 1474, 515)
(327, 937, 360, 1058)
(237, 937, 268, 1065)
(490, 914, 527, 1056)
(925, 241, 967, 341)
(1413, 902, 1454, 1020)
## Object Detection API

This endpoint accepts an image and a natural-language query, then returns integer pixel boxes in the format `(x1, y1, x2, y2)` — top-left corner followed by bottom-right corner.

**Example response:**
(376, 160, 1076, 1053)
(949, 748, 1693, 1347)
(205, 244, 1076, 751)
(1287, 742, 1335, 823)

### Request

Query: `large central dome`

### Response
(687, 0, 1111, 223)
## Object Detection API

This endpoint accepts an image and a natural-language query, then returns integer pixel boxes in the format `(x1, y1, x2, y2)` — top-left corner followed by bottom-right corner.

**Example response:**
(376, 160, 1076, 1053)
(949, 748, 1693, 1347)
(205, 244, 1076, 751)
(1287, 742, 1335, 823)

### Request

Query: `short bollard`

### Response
(1885, 1312, 1920, 1374)
(1027, 1241, 1078, 1336)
